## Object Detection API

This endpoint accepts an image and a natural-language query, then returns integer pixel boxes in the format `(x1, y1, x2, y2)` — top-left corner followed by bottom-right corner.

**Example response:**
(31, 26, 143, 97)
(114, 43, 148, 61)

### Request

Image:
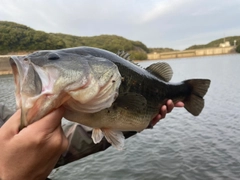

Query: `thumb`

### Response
(26, 107, 65, 133)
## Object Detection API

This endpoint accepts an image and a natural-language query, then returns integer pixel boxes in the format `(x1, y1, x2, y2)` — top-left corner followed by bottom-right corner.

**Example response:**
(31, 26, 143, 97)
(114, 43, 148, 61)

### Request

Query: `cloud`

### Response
(0, 0, 240, 49)
(141, 0, 191, 23)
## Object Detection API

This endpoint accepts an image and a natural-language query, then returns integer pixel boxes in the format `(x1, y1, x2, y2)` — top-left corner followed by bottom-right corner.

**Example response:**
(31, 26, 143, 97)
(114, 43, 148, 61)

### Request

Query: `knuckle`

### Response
(50, 134, 63, 149)
(61, 137, 69, 152)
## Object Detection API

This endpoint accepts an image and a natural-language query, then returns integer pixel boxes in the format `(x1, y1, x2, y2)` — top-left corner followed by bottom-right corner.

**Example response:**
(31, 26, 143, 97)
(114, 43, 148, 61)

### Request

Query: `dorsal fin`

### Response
(145, 62, 173, 82)
(117, 50, 131, 60)
(116, 50, 144, 68)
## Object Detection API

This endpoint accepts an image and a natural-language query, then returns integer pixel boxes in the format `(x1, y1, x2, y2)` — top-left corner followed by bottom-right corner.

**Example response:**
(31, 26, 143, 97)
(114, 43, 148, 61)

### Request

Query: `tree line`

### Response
(186, 36, 240, 52)
(1, 21, 239, 58)
(0, 21, 148, 60)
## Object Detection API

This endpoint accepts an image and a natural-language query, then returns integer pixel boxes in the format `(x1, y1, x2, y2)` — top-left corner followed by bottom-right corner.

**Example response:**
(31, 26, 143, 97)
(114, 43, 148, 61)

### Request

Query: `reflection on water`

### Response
(1, 54, 240, 180)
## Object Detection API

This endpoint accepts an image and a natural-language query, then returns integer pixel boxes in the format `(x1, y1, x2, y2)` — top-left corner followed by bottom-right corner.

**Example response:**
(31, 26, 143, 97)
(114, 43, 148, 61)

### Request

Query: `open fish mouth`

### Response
(10, 56, 47, 109)
(9, 55, 56, 128)
(9, 56, 29, 110)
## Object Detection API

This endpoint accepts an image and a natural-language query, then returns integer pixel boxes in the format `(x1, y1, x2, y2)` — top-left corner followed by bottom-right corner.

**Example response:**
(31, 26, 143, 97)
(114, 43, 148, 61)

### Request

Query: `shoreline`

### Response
(147, 46, 236, 60)
(0, 50, 239, 75)
(134, 52, 237, 62)
(0, 70, 13, 75)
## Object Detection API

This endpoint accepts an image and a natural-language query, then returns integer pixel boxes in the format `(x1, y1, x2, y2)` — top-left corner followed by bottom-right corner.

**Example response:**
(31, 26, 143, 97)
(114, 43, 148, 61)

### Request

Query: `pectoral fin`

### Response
(116, 93, 147, 113)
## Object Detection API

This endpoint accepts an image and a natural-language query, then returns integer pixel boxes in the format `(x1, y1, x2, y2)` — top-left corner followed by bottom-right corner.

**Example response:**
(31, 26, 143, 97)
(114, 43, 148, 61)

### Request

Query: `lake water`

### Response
(1, 54, 240, 180)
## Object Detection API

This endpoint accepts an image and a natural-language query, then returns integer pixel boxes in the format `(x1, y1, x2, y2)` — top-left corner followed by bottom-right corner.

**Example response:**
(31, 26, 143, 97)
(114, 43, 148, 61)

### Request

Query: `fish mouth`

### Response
(9, 56, 28, 110)
(9, 55, 65, 129)
(10, 56, 29, 129)
(10, 56, 46, 129)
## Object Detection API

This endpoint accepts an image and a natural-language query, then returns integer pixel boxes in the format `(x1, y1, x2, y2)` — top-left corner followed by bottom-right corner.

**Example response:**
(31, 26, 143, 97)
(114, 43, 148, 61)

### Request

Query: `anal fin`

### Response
(102, 129, 125, 150)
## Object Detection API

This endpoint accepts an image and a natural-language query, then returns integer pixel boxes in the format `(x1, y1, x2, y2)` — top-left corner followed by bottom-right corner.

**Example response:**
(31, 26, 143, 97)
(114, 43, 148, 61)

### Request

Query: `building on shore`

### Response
(147, 46, 236, 60)
(219, 41, 231, 48)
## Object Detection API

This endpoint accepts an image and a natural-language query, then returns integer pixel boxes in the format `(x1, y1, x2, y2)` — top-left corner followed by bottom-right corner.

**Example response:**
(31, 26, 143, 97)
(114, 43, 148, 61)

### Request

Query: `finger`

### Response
(61, 135, 69, 154)
(150, 105, 167, 127)
(160, 105, 167, 119)
(0, 109, 21, 138)
(166, 99, 174, 113)
(46, 124, 69, 155)
(150, 114, 162, 127)
(175, 102, 184, 107)
(26, 107, 65, 134)
(61, 131, 69, 153)
(55, 124, 69, 153)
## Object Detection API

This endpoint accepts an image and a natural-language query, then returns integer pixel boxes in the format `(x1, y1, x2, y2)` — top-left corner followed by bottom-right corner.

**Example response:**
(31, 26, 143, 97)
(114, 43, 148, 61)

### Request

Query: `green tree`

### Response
(236, 45, 240, 53)
(0, 21, 148, 56)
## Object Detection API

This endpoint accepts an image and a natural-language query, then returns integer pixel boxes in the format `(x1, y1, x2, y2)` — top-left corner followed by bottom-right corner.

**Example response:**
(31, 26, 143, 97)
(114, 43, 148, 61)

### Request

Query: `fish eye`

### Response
(23, 58, 28, 61)
(48, 53, 60, 60)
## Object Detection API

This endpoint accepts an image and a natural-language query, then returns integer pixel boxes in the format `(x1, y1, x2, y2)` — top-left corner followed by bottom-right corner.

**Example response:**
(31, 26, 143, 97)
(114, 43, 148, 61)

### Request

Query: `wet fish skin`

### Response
(10, 50, 122, 129)
(60, 46, 209, 113)
(10, 46, 211, 150)
(58, 47, 210, 149)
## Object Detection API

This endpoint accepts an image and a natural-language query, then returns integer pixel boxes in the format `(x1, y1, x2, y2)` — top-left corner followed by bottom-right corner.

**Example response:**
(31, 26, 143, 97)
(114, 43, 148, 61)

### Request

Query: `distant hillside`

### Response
(1, 21, 239, 59)
(51, 33, 149, 60)
(148, 47, 177, 53)
(0, 21, 148, 60)
(186, 36, 240, 50)
(0, 21, 65, 54)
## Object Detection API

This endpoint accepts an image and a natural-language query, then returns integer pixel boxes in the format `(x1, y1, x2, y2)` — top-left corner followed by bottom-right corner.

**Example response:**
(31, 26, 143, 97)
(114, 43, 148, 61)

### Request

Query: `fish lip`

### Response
(9, 56, 45, 126)
(9, 56, 26, 82)
(9, 56, 29, 109)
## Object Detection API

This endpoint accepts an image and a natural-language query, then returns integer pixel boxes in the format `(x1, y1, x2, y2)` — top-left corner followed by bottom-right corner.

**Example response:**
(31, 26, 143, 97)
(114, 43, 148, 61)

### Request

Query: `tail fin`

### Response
(183, 79, 211, 116)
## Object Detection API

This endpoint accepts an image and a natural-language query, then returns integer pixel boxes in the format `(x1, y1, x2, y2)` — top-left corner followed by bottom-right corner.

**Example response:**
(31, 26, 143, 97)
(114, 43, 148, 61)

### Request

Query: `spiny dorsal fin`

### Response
(117, 50, 131, 60)
(117, 50, 143, 67)
(145, 62, 173, 82)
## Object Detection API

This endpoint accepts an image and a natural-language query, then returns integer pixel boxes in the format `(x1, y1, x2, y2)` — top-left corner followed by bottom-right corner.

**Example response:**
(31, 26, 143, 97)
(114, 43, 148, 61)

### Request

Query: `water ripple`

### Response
(1, 55, 240, 179)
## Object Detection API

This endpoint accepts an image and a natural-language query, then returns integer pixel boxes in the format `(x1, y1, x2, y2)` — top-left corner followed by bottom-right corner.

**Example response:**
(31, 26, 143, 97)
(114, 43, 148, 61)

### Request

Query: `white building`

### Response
(219, 41, 231, 47)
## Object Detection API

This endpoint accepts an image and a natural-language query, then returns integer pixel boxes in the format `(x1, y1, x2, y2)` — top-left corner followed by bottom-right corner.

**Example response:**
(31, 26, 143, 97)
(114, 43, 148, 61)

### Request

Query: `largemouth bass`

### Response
(10, 47, 210, 149)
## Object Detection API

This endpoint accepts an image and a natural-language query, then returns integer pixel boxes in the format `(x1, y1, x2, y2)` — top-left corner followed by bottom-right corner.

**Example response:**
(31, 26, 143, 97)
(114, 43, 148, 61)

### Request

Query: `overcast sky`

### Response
(1, 0, 240, 50)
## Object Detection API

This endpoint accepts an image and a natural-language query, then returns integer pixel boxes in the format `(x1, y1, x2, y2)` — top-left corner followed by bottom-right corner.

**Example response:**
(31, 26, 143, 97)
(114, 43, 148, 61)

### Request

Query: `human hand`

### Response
(150, 100, 184, 127)
(0, 107, 68, 180)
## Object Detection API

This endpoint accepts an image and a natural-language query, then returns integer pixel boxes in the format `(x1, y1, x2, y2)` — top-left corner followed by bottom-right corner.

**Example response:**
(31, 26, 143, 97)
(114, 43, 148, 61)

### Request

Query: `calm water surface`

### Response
(0, 54, 240, 180)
